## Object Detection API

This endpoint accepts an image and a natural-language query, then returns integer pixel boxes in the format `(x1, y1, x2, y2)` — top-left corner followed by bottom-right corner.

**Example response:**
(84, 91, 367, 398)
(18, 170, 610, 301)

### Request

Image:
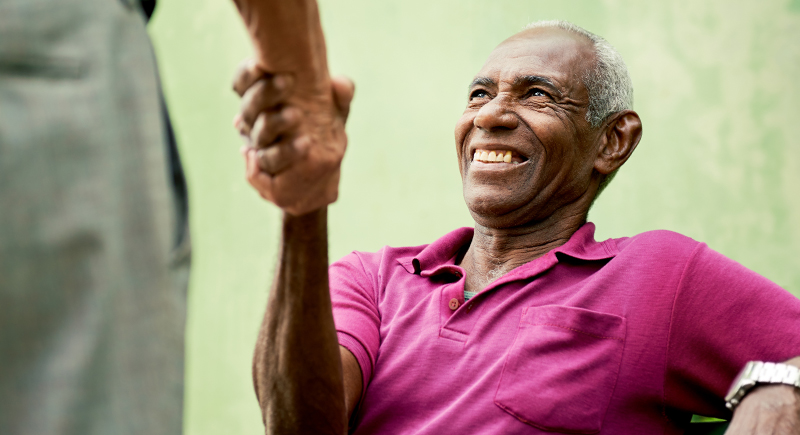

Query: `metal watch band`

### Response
(755, 362, 800, 385)
(725, 361, 800, 410)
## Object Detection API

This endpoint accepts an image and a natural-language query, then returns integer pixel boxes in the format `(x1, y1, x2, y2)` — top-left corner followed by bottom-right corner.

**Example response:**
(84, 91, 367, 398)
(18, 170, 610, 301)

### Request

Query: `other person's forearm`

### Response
(231, 0, 330, 97)
(253, 209, 346, 434)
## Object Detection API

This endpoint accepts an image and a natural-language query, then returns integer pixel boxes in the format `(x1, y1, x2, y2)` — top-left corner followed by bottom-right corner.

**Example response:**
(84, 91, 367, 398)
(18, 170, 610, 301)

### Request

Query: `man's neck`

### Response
(459, 209, 587, 294)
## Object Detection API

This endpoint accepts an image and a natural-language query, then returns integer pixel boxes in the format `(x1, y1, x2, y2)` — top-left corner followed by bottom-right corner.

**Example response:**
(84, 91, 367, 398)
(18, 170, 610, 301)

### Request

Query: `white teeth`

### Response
(473, 149, 516, 163)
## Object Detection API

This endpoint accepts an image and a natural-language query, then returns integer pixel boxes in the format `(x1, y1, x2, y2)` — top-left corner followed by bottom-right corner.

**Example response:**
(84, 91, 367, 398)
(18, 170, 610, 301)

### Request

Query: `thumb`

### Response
(331, 75, 355, 121)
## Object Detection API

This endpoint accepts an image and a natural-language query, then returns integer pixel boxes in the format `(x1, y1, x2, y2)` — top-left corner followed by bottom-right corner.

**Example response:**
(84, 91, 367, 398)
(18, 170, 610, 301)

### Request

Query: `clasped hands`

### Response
(232, 59, 355, 216)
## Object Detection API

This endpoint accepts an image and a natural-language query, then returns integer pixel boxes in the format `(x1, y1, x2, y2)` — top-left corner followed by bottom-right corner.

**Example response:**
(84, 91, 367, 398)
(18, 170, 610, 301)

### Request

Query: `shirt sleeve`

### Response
(329, 251, 382, 398)
(664, 243, 800, 418)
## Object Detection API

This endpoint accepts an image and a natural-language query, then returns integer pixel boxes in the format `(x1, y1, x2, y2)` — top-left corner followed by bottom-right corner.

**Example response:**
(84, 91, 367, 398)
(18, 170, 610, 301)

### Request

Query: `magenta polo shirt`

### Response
(329, 223, 800, 434)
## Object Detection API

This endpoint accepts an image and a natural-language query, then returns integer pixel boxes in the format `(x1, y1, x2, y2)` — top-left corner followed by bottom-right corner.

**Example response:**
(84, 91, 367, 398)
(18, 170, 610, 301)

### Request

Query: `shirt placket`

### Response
(437, 252, 561, 342)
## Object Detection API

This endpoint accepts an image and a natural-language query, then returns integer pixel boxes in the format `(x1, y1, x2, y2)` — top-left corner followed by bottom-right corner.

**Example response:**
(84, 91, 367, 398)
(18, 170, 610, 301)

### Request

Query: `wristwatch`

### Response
(725, 361, 800, 410)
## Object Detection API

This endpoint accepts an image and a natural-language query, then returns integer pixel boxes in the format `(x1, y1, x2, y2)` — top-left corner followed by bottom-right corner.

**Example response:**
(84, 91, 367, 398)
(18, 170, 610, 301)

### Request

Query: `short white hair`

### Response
(524, 20, 633, 128)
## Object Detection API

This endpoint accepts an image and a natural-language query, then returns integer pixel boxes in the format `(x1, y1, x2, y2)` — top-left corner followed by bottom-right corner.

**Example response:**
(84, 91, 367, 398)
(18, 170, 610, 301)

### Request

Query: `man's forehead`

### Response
(477, 27, 594, 91)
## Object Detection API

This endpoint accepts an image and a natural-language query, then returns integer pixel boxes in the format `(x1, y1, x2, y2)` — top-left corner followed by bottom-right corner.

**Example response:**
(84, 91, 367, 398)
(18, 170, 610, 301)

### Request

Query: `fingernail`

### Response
(233, 114, 242, 129)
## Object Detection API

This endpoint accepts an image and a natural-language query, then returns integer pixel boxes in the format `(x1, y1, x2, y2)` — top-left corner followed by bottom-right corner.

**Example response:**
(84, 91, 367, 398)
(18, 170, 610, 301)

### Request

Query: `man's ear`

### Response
(594, 110, 642, 175)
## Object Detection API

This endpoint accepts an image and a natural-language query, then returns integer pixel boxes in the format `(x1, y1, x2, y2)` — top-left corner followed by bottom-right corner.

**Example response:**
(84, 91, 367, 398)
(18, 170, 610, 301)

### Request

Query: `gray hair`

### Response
(524, 20, 633, 128)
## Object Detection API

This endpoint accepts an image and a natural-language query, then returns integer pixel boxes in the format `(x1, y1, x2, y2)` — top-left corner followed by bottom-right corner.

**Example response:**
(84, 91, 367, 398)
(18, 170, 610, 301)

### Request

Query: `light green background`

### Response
(148, 1, 800, 433)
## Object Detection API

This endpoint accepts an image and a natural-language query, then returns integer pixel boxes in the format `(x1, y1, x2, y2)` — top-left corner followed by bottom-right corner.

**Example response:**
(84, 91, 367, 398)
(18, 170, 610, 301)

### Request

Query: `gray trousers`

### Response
(0, 0, 189, 433)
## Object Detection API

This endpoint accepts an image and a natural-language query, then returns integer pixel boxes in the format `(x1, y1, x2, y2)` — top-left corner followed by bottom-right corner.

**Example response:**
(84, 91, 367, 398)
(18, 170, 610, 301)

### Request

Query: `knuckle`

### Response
(272, 73, 294, 96)
(282, 106, 302, 126)
(292, 135, 313, 154)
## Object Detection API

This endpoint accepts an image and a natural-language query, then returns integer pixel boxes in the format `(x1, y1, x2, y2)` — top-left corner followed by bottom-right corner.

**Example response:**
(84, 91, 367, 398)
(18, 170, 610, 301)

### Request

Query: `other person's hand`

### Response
(725, 383, 800, 434)
(232, 59, 354, 216)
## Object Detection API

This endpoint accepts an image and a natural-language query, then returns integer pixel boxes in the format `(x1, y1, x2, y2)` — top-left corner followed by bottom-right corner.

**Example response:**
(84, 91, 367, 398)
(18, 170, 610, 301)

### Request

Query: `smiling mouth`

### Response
(472, 149, 527, 164)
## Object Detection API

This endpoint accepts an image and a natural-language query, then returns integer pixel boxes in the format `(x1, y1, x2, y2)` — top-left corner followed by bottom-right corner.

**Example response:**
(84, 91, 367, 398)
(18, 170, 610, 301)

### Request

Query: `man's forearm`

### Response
(726, 355, 800, 434)
(253, 208, 346, 434)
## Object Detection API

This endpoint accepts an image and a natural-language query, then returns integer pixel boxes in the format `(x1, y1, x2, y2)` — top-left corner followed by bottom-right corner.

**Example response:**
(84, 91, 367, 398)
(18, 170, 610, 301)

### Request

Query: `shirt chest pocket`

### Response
(494, 305, 626, 434)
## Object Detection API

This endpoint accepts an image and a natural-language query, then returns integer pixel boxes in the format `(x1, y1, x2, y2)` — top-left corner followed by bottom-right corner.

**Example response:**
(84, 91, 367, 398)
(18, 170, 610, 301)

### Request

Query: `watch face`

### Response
(725, 361, 759, 403)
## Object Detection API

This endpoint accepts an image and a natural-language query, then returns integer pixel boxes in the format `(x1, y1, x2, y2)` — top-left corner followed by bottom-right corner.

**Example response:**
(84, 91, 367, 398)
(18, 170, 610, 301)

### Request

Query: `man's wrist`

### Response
(282, 207, 327, 237)
(725, 361, 800, 411)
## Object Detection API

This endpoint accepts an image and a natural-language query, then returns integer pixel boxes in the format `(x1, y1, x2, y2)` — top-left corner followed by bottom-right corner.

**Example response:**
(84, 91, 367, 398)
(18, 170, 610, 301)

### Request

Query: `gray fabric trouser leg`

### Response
(0, 0, 189, 433)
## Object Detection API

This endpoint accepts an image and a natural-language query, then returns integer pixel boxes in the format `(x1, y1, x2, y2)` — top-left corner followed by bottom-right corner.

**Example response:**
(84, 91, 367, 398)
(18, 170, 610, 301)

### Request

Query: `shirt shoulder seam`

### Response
(661, 241, 706, 421)
(353, 251, 380, 307)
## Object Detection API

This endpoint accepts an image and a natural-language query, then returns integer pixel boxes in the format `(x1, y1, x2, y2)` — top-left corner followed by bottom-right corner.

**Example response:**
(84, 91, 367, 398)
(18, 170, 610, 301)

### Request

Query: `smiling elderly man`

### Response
(231, 14, 800, 435)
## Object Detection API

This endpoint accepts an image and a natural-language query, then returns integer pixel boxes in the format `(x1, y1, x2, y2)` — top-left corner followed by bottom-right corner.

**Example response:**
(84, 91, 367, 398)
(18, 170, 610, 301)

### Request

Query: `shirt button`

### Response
(448, 298, 460, 311)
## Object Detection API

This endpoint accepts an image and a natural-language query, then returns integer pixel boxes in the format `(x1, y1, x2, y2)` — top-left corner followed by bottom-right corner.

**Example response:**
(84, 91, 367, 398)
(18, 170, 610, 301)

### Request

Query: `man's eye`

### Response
(469, 89, 489, 100)
(525, 89, 550, 99)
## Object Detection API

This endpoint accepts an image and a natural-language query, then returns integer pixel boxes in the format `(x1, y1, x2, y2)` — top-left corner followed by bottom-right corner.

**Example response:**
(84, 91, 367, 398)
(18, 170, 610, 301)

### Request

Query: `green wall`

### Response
(148, 1, 800, 433)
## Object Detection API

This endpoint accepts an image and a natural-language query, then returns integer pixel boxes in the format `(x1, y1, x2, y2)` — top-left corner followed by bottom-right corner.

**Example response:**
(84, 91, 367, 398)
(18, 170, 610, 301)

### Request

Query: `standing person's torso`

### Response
(0, 1, 189, 433)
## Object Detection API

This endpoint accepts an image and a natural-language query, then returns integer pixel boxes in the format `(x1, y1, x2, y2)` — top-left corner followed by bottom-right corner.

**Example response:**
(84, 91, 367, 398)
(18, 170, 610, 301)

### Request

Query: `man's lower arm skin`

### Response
(252, 208, 347, 434)
(726, 355, 800, 434)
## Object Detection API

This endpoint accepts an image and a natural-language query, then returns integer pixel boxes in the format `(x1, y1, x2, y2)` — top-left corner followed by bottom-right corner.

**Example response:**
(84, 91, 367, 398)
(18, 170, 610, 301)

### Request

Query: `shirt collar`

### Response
(397, 222, 617, 275)
(552, 222, 619, 261)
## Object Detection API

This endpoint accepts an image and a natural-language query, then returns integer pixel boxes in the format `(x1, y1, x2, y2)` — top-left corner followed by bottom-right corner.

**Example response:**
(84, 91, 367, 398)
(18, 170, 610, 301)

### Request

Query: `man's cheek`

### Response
(454, 114, 475, 147)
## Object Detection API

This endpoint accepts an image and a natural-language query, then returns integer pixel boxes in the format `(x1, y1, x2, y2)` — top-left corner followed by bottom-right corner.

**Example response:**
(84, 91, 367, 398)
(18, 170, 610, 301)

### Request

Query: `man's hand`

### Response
(233, 59, 354, 216)
(726, 358, 800, 434)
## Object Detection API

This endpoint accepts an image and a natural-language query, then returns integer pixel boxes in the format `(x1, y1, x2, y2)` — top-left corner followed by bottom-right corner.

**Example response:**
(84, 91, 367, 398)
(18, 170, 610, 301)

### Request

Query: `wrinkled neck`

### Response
(459, 208, 586, 293)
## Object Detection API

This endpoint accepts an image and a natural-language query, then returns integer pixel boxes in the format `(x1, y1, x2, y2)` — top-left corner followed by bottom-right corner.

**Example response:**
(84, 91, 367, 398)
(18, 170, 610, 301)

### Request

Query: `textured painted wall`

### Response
(148, 1, 800, 433)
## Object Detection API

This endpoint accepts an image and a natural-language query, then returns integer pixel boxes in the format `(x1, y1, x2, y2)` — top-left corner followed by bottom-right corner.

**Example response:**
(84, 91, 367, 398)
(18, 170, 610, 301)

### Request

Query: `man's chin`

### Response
(464, 195, 535, 229)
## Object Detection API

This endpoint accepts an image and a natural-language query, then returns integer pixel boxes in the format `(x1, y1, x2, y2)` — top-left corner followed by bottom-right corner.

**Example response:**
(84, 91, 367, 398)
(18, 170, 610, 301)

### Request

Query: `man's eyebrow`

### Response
(469, 75, 564, 98)
(513, 75, 563, 97)
(469, 77, 496, 89)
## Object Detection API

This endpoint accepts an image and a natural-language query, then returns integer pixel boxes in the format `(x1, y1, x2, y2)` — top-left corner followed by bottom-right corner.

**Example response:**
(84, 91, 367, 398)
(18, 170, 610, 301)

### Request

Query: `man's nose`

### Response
(473, 96, 518, 131)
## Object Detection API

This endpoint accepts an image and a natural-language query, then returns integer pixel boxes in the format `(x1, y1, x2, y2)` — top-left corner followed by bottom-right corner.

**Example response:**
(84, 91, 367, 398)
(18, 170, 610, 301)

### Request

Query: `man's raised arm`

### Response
(229, 0, 362, 432)
(248, 207, 361, 434)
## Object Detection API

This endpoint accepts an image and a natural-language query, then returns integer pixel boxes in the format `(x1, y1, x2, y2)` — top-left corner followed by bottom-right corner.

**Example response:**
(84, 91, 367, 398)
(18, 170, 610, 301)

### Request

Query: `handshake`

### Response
(231, 0, 354, 216)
